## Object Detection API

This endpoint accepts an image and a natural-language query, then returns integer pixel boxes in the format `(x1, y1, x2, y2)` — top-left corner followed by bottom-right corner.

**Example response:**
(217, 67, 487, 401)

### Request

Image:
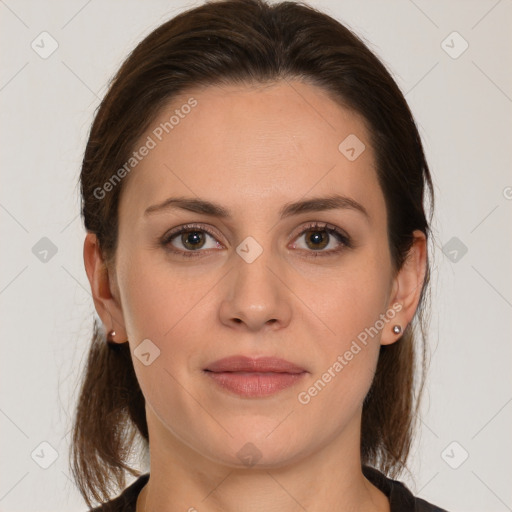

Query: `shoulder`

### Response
(362, 465, 450, 512)
(88, 474, 149, 512)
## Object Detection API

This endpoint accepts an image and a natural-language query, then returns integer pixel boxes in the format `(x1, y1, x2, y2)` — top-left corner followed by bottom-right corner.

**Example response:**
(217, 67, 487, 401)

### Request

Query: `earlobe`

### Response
(381, 230, 427, 346)
(83, 232, 127, 344)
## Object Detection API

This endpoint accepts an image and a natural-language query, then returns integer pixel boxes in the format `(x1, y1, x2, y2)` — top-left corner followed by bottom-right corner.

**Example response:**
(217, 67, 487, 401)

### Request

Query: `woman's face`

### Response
(101, 80, 418, 468)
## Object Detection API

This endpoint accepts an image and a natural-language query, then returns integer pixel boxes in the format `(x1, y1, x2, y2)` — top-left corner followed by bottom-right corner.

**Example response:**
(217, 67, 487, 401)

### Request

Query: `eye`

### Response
(161, 221, 352, 259)
(161, 224, 223, 257)
(291, 222, 351, 257)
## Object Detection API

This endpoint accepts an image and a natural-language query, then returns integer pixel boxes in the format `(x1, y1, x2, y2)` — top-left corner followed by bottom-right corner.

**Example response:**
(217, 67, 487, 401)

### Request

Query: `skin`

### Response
(84, 80, 427, 512)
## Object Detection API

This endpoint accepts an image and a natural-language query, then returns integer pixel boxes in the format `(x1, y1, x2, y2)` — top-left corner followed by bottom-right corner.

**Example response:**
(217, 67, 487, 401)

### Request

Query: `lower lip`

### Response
(205, 371, 306, 397)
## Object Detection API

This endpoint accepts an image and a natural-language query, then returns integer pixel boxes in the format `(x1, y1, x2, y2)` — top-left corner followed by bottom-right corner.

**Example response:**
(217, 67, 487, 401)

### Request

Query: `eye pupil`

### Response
(182, 231, 205, 249)
(306, 230, 329, 250)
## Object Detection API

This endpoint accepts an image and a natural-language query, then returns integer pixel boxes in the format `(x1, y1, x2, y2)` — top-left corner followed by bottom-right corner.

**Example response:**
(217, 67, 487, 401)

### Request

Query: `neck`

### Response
(137, 410, 389, 512)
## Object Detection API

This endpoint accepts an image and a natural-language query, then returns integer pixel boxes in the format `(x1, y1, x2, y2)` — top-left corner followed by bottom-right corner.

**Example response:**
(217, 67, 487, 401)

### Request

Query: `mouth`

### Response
(203, 356, 307, 398)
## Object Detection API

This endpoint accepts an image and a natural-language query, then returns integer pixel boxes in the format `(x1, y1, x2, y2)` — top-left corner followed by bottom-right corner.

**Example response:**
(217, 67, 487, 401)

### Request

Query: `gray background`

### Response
(1, 0, 511, 511)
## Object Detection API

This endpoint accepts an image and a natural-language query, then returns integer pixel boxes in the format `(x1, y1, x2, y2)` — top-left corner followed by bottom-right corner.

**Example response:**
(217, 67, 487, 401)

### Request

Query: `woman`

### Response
(72, 0, 448, 510)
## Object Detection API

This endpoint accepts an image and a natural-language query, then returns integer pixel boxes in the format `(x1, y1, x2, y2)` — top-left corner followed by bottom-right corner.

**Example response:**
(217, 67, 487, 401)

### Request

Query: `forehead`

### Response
(119, 80, 386, 225)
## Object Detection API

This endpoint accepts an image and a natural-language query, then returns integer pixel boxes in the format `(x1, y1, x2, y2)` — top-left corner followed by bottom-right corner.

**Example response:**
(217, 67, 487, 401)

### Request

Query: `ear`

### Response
(381, 230, 428, 346)
(83, 232, 127, 344)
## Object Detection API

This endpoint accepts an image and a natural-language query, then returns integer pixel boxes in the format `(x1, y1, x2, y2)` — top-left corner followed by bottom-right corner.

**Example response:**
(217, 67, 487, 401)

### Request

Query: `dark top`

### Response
(90, 465, 449, 511)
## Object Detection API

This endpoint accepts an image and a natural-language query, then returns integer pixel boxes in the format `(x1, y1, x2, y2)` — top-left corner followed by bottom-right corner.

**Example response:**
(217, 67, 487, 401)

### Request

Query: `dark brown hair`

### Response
(72, 0, 434, 507)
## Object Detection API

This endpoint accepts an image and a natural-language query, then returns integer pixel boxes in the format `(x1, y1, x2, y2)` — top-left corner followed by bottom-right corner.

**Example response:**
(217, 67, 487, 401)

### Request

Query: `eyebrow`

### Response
(144, 194, 369, 220)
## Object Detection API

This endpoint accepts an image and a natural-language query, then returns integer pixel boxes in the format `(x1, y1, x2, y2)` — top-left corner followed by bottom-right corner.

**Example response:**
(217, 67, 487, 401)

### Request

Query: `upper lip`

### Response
(205, 356, 306, 373)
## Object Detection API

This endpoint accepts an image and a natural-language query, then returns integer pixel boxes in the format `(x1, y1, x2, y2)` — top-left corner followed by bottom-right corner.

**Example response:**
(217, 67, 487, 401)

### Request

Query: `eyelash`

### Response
(160, 222, 352, 259)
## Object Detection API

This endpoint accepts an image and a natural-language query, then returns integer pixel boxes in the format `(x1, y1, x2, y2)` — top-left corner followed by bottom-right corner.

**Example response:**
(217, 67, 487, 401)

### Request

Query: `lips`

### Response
(204, 356, 307, 397)
(205, 355, 306, 374)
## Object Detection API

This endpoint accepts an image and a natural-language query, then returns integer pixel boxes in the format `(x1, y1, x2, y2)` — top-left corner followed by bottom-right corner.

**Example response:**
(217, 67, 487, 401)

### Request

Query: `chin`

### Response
(198, 424, 309, 470)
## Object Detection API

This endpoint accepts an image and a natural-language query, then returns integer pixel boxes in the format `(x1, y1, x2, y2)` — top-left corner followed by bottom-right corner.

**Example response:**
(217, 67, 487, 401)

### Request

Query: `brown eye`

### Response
(304, 229, 330, 250)
(180, 231, 207, 250)
(161, 224, 223, 257)
(292, 222, 352, 257)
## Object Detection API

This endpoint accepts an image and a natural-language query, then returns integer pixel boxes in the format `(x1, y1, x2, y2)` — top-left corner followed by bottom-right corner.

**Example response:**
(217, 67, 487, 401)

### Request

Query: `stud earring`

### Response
(392, 325, 402, 335)
(107, 329, 116, 342)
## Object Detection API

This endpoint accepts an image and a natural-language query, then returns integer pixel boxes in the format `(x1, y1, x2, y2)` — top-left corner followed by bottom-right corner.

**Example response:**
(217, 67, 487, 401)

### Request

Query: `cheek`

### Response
(295, 288, 384, 430)
(116, 249, 221, 395)
(309, 251, 392, 343)
(117, 249, 212, 340)
(116, 252, 208, 415)
(295, 253, 390, 406)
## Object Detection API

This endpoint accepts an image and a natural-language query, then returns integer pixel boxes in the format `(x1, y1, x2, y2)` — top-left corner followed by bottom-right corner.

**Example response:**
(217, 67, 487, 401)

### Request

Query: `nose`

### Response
(218, 249, 292, 332)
